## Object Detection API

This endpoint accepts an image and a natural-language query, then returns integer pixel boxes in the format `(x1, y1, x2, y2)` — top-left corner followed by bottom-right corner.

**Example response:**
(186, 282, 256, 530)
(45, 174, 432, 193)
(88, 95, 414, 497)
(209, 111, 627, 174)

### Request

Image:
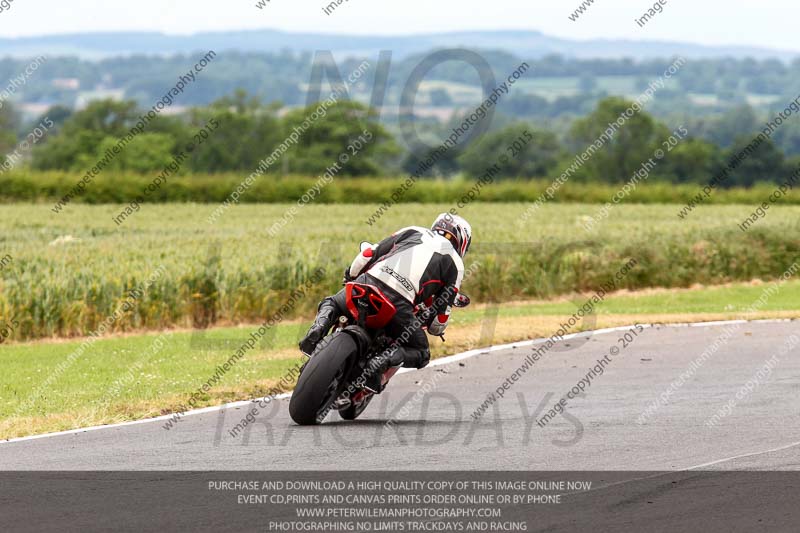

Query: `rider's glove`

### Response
(427, 313, 449, 336)
(343, 267, 354, 284)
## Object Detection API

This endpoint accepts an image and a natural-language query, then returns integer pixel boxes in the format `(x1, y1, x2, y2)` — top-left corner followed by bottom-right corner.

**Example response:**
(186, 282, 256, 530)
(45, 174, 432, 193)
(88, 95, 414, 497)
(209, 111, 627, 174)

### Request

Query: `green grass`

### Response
(1, 326, 305, 415)
(475, 280, 800, 320)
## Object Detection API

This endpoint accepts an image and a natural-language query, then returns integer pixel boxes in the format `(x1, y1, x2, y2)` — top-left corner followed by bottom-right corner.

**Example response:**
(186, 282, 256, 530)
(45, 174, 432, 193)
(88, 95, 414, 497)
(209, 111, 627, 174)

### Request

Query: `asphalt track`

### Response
(1, 320, 799, 471)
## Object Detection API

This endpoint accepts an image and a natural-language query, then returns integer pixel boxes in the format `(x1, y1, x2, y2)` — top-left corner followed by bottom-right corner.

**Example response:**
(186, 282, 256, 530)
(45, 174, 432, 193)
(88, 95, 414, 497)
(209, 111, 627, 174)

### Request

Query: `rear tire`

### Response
(289, 333, 357, 425)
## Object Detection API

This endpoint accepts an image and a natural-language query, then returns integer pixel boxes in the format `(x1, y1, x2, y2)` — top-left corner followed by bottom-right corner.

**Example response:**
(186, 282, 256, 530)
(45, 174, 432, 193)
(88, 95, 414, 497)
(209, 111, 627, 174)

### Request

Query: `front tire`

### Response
(289, 333, 357, 425)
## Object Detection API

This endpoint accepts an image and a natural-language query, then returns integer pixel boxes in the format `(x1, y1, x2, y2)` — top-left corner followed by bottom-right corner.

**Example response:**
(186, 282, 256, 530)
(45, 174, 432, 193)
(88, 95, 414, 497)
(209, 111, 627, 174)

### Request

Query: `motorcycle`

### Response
(289, 244, 470, 425)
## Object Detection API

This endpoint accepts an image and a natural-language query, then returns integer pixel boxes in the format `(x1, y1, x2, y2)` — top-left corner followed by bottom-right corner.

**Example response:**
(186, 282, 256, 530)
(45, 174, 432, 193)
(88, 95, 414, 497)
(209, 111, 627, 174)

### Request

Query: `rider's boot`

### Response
(364, 346, 405, 394)
(299, 299, 338, 356)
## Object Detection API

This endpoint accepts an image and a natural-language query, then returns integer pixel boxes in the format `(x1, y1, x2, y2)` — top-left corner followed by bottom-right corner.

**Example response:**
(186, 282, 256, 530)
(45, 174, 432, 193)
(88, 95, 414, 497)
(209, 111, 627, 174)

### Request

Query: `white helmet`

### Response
(432, 213, 472, 257)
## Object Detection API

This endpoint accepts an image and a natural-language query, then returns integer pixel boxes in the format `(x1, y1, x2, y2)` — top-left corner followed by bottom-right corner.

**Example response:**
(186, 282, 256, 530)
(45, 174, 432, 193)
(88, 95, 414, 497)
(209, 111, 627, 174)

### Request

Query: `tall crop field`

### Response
(0, 202, 798, 342)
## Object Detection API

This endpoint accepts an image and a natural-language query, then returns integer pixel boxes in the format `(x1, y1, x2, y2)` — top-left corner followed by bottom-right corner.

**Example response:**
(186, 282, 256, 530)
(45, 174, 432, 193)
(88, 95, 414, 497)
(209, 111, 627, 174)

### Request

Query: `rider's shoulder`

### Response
(392, 225, 428, 237)
(451, 250, 465, 271)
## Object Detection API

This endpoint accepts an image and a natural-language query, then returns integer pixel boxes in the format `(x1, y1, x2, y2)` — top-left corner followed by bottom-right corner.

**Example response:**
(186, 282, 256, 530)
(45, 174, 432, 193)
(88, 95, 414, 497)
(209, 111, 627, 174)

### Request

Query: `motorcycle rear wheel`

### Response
(289, 332, 357, 425)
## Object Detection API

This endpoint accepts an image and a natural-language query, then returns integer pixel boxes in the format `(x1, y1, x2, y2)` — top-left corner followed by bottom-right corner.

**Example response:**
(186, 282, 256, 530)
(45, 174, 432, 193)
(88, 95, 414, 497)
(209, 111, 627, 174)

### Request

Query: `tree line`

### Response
(0, 91, 794, 187)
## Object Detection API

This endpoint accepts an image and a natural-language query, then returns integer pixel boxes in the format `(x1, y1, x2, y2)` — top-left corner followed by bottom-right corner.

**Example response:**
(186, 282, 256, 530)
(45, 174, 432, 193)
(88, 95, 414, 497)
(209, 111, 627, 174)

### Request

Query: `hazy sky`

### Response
(0, 0, 797, 52)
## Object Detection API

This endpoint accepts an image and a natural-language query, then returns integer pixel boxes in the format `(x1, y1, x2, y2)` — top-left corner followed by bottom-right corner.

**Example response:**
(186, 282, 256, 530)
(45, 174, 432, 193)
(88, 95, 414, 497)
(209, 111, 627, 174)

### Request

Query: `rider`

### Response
(299, 213, 472, 392)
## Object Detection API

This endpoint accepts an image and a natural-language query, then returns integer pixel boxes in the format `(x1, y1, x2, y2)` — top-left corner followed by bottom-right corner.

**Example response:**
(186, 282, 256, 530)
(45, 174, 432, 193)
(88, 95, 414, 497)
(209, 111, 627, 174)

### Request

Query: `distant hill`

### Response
(0, 29, 797, 61)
